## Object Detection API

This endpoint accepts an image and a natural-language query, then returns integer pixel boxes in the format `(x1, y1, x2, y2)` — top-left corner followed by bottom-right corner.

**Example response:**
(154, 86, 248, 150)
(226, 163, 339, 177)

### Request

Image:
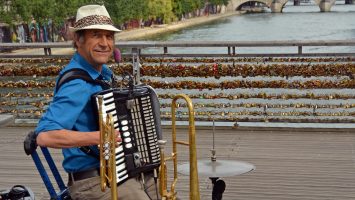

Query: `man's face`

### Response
(76, 29, 115, 70)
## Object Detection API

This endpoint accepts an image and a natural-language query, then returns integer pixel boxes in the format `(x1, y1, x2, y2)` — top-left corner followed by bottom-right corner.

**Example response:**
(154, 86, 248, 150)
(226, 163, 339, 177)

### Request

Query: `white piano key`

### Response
(102, 92, 113, 99)
(113, 116, 118, 123)
(115, 146, 124, 154)
(117, 170, 128, 180)
(115, 151, 123, 158)
(116, 170, 127, 179)
(104, 103, 116, 112)
(115, 158, 125, 166)
(115, 160, 126, 171)
(117, 174, 129, 182)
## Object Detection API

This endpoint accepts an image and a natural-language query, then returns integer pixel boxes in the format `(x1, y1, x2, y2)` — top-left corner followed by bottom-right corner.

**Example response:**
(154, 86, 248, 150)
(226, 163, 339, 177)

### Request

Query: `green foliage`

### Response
(209, 0, 229, 6)
(147, 0, 175, 23)
(1, 0, 229, 26)
(105, 0, 149, 24)
(0, 0, 32, 24)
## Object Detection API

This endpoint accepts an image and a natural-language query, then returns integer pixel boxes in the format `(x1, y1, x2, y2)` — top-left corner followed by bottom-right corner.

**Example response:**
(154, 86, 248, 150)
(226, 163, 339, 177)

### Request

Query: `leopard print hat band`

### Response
(69, 5, 120, 32)
(73, 15, 113, 29)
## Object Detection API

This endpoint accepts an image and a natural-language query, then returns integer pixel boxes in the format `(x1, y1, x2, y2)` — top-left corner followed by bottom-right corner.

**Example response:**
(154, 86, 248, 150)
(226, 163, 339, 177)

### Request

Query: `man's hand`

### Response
(115, 130, 121, 147)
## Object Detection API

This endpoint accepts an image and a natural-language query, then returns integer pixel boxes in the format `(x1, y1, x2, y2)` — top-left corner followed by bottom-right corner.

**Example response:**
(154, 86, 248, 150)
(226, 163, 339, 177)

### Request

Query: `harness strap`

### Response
(55, 68, 111, 92)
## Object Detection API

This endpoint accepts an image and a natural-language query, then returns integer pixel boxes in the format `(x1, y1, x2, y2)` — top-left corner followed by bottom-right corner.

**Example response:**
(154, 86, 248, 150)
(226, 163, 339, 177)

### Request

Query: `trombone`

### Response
(98, 95, 118, 200)
(158, 94, 200, 200)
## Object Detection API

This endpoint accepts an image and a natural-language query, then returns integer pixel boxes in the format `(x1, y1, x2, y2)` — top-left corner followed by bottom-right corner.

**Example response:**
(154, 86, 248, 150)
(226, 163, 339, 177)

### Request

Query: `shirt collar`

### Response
(72, 52, 112, 81)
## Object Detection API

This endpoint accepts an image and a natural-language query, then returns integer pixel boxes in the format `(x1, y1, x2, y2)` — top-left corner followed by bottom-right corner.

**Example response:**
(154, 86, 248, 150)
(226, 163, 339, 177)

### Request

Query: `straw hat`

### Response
(69, 5, 120, 32)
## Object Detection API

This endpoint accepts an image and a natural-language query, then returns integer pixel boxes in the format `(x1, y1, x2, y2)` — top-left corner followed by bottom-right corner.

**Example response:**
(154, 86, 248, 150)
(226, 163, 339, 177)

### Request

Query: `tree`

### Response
(209, 0, 229, 6)
(0, 0, 226, 32)
(0, 1, 12, 24)
(0, 0, 32, 24)
(172, 0, 182, 19)
(208, 0, 229, 14)
(105, 0, 149, 26)
(172, 0, 206, 19)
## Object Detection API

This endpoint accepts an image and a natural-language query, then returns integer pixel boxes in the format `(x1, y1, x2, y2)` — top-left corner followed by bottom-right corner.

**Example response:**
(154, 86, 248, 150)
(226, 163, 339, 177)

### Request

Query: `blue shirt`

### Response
(35, 52, 113, 173)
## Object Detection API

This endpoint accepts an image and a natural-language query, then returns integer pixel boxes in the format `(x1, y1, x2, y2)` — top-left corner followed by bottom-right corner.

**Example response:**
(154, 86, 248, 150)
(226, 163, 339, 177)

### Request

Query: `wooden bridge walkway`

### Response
(1, 125, 355, 200)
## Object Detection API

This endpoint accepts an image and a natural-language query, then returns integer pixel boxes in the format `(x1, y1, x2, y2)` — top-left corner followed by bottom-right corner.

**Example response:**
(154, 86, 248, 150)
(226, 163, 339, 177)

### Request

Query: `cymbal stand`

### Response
(210, 120, 226, 200)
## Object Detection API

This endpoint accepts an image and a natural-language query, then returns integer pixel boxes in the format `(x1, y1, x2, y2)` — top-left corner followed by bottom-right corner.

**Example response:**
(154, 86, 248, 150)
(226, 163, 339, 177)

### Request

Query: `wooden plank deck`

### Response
(1, 125, 355, 200)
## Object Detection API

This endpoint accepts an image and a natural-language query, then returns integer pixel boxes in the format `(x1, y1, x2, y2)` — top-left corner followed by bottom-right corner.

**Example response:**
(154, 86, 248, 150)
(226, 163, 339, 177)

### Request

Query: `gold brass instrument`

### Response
(98, 95, 118, 200)
(158, 94, 200, 200)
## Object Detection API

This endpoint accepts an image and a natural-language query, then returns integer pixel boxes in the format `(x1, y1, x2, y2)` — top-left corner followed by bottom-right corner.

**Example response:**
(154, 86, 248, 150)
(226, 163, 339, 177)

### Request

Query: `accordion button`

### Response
(125, 143, 133, 149)
(121, 120, 128, 125)
(121, 126, 129, 131)
(124, 138, 132, 143)
(123, 132, 130, 137)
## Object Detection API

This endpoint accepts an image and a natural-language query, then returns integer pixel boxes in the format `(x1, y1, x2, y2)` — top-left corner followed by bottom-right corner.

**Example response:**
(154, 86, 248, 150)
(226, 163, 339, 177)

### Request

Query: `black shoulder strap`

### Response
(55, 68, 111, 92)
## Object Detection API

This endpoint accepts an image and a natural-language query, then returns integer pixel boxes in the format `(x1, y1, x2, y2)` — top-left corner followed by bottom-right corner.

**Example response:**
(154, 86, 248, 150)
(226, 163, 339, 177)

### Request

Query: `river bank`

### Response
(2, 11, 244, 55)
(116, 11, 244, 41)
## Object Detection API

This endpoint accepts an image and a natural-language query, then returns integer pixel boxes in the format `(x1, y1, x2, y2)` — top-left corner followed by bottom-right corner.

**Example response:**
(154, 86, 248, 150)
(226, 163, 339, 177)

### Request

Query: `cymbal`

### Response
(178, 160, 255, 178)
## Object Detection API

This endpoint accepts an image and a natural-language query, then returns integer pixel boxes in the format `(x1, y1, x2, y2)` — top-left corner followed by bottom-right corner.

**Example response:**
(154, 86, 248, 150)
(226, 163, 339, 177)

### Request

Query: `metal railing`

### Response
(1, 39, 355, 58)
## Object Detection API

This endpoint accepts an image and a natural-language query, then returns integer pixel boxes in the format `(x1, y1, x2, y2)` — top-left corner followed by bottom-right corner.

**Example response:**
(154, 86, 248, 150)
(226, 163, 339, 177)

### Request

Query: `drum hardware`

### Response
(131, 48, 141, 85)
(178, 120, 255, 200)
(264, 104, 269, 122)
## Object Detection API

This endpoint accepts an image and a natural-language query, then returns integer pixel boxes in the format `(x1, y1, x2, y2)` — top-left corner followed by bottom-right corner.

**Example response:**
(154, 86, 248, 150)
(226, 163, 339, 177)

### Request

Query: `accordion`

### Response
(92, 84, 162, 184)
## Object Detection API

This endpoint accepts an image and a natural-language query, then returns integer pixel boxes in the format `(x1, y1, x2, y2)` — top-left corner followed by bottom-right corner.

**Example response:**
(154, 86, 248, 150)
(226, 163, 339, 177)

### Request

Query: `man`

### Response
(35, 5, 152, 200)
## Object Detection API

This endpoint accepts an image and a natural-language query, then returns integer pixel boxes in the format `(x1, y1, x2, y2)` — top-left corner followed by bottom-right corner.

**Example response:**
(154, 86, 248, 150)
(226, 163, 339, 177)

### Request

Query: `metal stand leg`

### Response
(131, 47, 141, 85)
(210, 177, 226, 200)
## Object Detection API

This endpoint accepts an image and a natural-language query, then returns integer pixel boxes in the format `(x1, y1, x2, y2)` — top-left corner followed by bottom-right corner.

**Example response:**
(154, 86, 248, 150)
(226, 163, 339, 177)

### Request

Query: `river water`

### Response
(140, 2, 355, 54)
(145, 2, 355, 42)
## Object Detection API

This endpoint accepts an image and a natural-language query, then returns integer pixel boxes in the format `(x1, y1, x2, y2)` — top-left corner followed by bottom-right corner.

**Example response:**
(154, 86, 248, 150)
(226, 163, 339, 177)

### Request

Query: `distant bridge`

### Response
(227, 0, 340, 12)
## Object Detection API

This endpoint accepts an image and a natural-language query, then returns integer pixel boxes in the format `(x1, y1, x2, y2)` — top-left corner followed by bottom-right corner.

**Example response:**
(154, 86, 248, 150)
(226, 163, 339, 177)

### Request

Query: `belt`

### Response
(68, 168, 100, 186)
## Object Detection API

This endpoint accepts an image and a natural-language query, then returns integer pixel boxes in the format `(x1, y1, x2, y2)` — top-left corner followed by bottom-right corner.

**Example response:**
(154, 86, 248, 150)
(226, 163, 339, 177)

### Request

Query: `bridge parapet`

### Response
(228, 0, 338, 12)
(227, 0, 273, 11)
